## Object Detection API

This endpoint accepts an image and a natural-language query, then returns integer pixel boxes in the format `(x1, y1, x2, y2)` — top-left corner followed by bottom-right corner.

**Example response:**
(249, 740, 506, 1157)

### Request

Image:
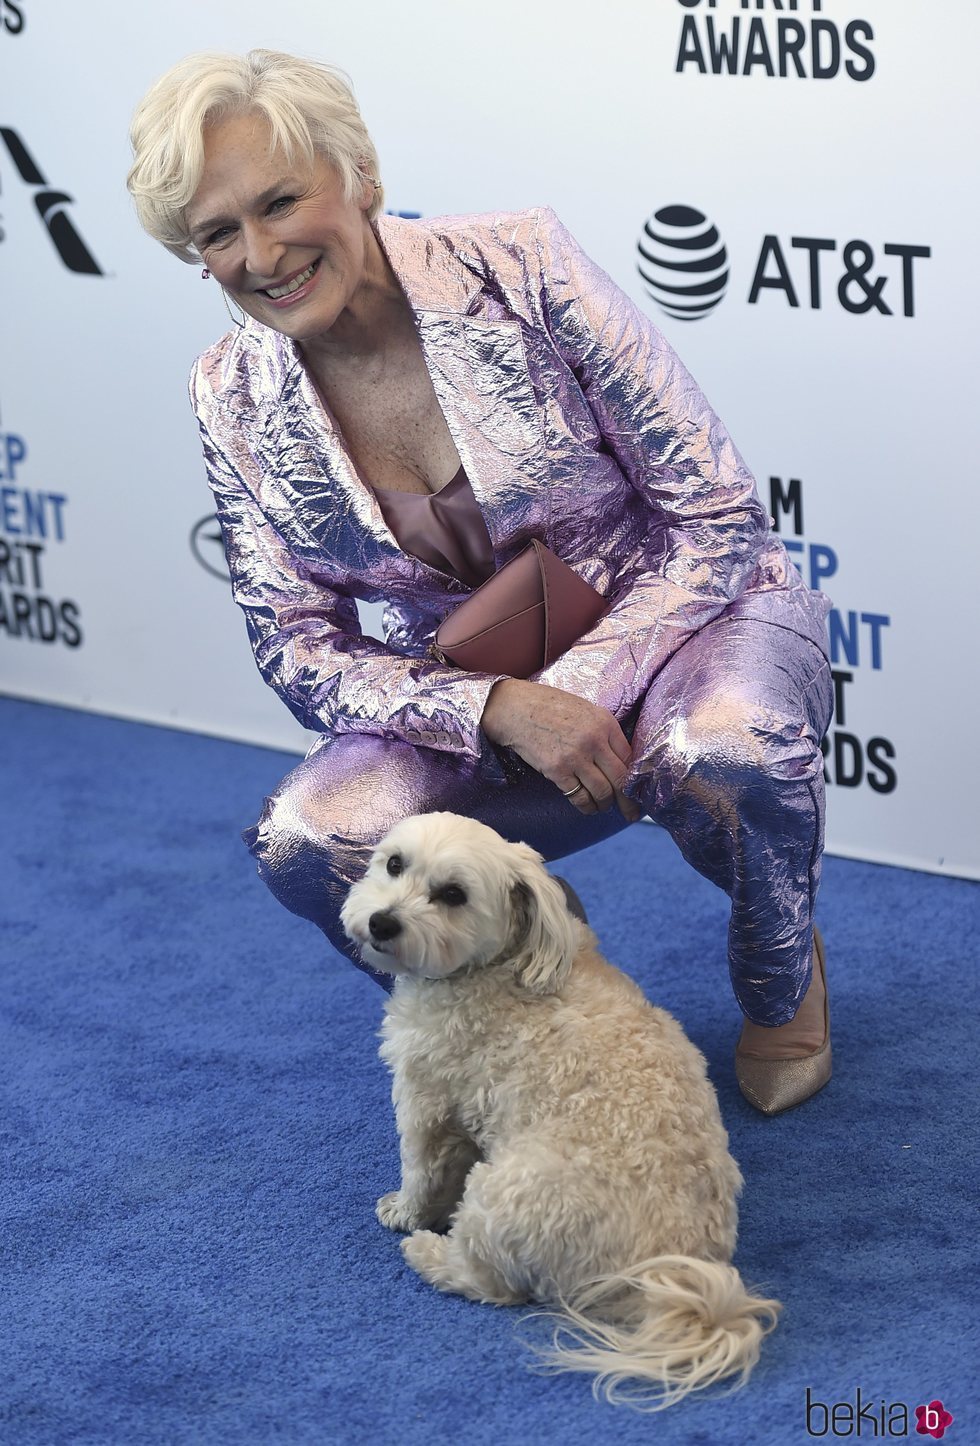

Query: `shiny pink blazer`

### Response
(189, 207, 831, 765)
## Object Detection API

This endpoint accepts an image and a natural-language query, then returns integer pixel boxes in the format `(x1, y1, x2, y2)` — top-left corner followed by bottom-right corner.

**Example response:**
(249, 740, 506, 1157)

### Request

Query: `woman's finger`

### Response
(572, 755, 641, 823)
(556, 773, 598, 814)
(615, 785, 643, 823)
(564, 780, 640, 822)
(575, 759, 620, 812)
(557, 776, 587, 801)
(607, 723, 633, 768)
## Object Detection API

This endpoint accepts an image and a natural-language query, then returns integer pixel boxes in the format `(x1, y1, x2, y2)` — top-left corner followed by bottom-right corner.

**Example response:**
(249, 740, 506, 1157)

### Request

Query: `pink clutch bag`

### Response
(433, 539, 609, 678)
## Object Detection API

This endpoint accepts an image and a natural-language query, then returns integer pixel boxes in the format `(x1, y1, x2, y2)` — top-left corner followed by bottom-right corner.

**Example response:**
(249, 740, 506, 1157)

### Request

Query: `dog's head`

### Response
(340, 812, 579, 993)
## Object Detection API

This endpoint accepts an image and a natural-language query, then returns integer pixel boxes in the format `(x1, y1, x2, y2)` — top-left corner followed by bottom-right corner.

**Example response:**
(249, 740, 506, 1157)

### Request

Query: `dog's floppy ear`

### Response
(507, 843, 579, 995)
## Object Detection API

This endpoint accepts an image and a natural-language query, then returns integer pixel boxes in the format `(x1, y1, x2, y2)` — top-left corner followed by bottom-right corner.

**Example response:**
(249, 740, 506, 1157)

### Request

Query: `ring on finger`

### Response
(561, 782, 585, 798)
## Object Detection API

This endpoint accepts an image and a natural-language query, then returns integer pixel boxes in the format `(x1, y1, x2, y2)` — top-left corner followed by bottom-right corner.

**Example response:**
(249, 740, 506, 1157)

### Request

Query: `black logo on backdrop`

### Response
(636, 206, 729, 321)
(0, 2, 23, 34)
(638, 208, 930, 320)
(675, 1, 875, 81)
(0, 422, 82, 648)
(749, 236, 930, 316)
(191, 515, 230, 582)
(0, 127, 103, 273)
(770, 476, 895, 795)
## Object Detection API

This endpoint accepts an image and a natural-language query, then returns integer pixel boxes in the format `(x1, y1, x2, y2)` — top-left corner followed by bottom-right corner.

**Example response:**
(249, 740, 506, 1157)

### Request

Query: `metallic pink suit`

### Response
(190, 207, 833, 1024)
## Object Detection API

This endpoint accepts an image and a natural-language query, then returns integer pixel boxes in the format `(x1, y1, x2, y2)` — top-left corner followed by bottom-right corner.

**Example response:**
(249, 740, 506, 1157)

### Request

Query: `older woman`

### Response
(128, 49, 834, 1115)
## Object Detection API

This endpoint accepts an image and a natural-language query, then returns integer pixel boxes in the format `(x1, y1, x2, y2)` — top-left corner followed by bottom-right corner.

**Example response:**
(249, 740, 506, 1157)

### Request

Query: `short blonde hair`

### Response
(127, 48, 383, 263)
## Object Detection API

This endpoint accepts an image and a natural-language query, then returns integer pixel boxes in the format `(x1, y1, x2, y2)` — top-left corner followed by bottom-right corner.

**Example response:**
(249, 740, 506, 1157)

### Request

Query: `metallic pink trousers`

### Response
(242, 617, 834, 1026)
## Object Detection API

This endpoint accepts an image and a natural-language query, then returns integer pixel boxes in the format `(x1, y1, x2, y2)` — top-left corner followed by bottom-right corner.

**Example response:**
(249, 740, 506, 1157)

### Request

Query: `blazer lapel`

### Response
(378, 213, 549, 559)
(263, 358, 419, 584)
(412, 308, 548, 559)
(256, 212, 549, 590)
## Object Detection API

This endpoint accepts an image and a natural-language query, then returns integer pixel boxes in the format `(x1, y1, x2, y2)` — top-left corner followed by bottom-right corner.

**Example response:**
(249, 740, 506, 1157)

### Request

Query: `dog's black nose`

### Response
(369, 910, 402, 942)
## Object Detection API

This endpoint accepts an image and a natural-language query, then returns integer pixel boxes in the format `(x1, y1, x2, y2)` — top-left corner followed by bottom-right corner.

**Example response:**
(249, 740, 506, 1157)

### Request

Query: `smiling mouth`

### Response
(260, 258, 320, 299)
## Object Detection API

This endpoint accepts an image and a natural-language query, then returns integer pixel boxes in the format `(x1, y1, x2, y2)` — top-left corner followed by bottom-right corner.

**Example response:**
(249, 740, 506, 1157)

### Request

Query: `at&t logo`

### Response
(637, 206, 728, 321)
(637, 207, 930, 321)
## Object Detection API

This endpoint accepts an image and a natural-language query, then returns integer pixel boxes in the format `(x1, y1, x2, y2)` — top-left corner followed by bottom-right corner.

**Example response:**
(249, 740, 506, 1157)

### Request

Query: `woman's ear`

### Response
(355, 161, 377, 209)
(506, 843, 578, 995)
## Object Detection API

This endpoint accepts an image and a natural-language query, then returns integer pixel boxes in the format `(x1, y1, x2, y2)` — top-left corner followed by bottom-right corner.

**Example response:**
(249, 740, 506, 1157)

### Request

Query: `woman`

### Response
(128, 49, 834, 1115)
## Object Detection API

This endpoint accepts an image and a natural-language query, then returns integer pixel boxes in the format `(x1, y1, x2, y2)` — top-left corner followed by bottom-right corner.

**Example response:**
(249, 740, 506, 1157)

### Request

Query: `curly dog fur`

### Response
(341, 811, 780, 1411)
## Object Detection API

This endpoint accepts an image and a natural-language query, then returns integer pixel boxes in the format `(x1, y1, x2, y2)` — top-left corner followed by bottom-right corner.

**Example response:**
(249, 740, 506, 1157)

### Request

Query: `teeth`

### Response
(265, 261, 316, 299)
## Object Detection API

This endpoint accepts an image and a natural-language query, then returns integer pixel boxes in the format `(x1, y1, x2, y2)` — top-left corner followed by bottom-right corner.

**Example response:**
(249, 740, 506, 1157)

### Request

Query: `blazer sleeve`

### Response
(189, 363, 507, 763)
(527, 206, 772, 717)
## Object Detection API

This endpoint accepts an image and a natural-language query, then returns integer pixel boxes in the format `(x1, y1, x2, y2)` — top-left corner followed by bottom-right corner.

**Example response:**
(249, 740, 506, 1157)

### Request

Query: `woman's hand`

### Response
(481, 679, 641, 821)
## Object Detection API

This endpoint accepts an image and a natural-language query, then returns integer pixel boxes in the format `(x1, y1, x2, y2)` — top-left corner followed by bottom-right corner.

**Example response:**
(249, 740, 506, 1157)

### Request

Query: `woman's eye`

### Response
(386, 855, 403, 876)
(436, 885, 467, 907)
(270, 196, 295, 213)
(206, 227, 233, 247)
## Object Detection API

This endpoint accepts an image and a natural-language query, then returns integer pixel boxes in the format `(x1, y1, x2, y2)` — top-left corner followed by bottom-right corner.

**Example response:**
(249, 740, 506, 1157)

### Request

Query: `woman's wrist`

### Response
(481, 677, 529, 745)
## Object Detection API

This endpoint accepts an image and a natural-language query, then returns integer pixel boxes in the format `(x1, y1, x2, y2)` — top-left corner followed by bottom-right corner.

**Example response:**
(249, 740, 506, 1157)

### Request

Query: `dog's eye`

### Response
(434, 884, 467, 907)
(386, 854, 403, 876)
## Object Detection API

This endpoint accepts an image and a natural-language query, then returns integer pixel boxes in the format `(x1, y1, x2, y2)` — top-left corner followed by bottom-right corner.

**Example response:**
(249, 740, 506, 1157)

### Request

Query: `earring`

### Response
(220, 286, 246, 329)
(201, 267, 210, 280)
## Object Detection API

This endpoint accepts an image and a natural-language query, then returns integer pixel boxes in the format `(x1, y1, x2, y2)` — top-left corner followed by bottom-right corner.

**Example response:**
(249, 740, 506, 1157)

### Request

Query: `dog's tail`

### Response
(522, 1253, 781, 1412)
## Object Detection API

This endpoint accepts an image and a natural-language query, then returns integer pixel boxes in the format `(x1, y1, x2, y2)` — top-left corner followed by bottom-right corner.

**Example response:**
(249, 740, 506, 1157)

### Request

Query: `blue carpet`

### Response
(2, 695, 976, 1445)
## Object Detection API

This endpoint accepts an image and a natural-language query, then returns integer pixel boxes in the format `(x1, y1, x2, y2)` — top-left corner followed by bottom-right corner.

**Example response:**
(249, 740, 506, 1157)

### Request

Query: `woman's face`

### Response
(186, 109, 376, 343)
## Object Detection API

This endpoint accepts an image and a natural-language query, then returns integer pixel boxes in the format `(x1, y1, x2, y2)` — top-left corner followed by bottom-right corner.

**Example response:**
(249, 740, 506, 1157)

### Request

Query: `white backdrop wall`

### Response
(1, 1, 976, 879)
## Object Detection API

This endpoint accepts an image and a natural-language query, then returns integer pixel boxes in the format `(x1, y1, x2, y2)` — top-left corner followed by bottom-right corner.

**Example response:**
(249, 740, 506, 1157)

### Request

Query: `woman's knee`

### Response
(243, 736, 409, 921)
(636, 684, 826, 819)
(629, 620, 832, 806)
(242, 732, 487, 926)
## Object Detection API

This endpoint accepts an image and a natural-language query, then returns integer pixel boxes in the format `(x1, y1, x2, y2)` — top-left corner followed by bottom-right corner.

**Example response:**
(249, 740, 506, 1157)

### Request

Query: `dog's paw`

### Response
(401, 1229, 449, 1279)
(377, 1189, 457, 1233)
(399, 1230, 523, 1305)
(376, 1190, 423, 1232)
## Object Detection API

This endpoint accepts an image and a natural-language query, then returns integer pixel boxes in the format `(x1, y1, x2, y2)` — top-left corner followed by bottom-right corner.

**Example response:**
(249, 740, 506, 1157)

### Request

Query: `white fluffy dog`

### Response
(341, 811, 781, 1411)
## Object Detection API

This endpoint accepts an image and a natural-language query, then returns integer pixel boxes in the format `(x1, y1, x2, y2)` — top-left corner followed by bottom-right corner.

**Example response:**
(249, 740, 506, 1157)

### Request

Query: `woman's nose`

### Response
(240, 220, 285, 282)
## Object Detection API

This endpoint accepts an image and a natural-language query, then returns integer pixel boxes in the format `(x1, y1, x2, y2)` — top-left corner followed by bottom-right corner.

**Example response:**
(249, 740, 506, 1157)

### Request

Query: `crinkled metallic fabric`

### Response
(189, 207, 831, 768)
(244, 614, 833, 1025)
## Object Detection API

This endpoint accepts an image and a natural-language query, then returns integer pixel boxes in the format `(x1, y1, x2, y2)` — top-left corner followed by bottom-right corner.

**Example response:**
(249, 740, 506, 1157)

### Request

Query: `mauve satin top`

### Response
(370, 465, 495, 589)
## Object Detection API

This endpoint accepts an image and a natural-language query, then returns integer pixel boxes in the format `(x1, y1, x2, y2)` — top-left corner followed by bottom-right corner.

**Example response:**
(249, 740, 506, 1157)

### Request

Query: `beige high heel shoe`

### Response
(735, 925, 832, 1115)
